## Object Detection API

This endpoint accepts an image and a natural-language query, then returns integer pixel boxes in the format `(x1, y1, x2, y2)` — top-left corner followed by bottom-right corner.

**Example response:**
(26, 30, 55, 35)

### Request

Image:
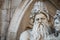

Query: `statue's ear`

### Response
(48, 15, 50, 22)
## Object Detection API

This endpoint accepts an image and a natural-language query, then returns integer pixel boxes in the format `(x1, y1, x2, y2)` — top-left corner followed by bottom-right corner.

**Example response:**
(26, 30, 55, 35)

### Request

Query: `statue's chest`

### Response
(30, 33, 60, 40)
(27, 30, 60, 40)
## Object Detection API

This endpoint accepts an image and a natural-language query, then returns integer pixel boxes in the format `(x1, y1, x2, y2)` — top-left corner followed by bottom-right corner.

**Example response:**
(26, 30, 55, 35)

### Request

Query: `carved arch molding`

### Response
(7, 0, 56, 40)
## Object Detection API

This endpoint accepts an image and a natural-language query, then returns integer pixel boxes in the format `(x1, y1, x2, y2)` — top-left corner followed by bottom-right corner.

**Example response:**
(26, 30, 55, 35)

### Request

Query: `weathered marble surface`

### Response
(20, 30, 60, 40)
(20, 1, 49, 40)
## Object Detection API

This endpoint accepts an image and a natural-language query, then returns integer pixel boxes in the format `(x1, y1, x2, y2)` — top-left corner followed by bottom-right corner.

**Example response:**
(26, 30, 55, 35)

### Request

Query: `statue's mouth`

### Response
(38, 23, 44, 28)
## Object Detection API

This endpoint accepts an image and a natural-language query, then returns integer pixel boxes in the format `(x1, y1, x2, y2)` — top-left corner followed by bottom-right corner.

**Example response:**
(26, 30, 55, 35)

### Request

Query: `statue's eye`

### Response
(41, 18, 45, 20)
(36, 18, 39, 21)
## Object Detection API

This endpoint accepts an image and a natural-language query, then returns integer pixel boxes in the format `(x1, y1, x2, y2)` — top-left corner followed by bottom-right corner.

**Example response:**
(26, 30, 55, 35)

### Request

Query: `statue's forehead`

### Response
(35, 13, 46, 18)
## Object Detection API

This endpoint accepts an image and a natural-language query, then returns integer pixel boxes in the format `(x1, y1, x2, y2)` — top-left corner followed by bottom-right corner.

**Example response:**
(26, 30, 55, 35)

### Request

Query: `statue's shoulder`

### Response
(20, 30, 31, 40)
(21, 30, 30, 36)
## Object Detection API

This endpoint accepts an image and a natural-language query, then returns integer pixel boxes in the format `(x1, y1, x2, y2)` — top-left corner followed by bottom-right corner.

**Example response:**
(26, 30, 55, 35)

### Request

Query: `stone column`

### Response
(1, 9, 9, 40)
(1, 0, 10, 40)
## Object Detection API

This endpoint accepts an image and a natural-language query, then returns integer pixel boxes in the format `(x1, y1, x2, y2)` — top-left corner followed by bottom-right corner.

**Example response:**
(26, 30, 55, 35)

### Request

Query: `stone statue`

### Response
(54, 10, 60, 37)
(54, 10, 60, 31)
(20, 11, 50, 40)
(19, 1, 60, 40)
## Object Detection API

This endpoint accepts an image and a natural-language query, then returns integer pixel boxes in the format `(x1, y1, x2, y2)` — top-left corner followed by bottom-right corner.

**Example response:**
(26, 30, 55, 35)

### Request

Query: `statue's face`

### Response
(33, 13, 49, 39)
(35, 13, 48, 25)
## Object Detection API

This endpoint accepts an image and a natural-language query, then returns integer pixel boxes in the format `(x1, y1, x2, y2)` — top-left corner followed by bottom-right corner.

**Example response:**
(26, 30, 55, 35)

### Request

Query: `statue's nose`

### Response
(39, 19, 42, 23)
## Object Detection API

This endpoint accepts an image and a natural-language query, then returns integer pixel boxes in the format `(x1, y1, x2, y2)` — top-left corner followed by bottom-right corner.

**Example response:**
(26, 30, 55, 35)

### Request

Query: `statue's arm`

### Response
(20, 31, 30, 40)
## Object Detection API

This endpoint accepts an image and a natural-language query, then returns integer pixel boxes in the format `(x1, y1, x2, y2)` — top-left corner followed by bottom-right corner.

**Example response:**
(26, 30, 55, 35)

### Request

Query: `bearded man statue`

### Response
(19, 1, 60, 40)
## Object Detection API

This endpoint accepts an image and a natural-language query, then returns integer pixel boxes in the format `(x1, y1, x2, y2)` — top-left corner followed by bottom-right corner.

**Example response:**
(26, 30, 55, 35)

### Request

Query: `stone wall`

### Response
(1, 0, 22, 40)
(0, 9, 2, 40)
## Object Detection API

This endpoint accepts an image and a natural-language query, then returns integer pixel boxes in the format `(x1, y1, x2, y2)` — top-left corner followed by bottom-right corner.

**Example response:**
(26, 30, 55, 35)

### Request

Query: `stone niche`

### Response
(17, 0, 57, 40)
(7, 0, 57, 40)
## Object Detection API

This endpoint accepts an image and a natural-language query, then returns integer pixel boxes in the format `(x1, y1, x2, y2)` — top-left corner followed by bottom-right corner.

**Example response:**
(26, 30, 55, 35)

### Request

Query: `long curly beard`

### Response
(32, 22, 50, 40)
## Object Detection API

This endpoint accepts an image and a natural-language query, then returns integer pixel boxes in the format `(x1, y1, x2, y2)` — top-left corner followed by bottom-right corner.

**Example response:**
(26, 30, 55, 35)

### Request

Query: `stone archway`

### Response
(7, 0, 36, 40)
